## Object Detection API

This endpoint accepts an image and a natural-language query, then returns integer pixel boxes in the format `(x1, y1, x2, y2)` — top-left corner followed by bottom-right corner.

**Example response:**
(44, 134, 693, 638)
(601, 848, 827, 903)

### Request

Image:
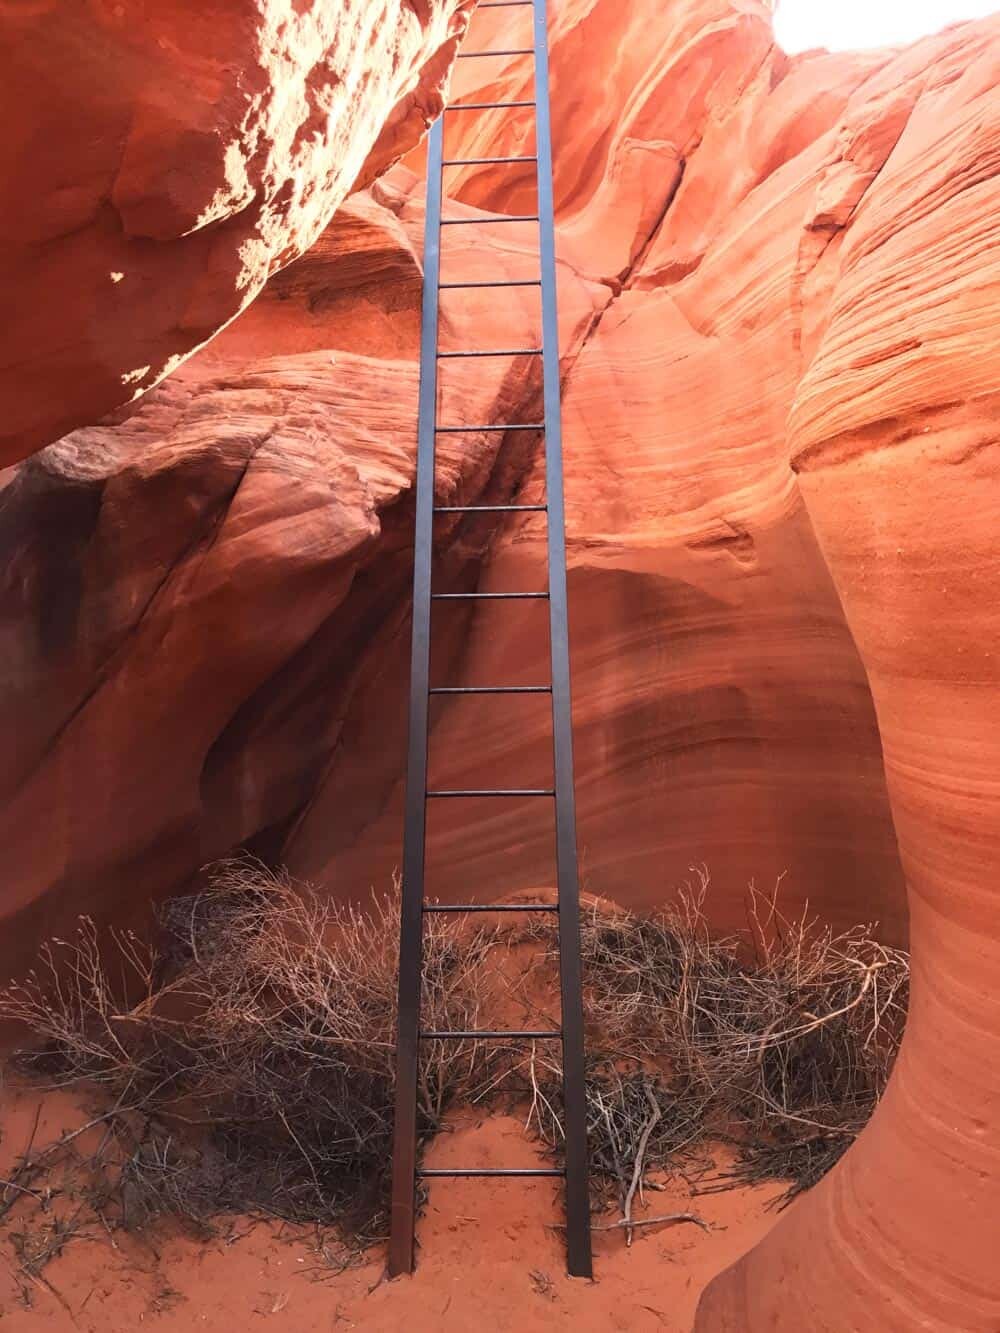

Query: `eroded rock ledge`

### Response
(0, 0, 476, 465)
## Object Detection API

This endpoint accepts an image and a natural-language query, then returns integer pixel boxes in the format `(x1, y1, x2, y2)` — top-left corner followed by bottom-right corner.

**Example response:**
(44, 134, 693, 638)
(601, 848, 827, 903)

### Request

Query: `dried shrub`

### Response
(525, 1053, 712, 1208)
(3, 916, 165, 1095)
(0, 859, 910, 1281)
(0, 859, 500, 1254)
(524, 868, 909, 1207)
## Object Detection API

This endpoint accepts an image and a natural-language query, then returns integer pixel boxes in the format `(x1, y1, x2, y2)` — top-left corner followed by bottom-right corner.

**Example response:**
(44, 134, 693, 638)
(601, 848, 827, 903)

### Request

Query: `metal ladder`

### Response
(388, 0, 592, 1281)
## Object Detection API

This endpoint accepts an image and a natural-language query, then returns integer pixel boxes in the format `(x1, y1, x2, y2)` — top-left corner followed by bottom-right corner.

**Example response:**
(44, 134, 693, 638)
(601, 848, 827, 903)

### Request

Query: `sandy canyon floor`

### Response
(0, 1088, 780, 1332)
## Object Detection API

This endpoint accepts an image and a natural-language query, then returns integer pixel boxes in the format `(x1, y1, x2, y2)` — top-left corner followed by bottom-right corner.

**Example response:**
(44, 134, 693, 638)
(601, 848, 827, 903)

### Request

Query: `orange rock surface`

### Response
(0, 0, 475, 466)
(696, 15, 1000, 1330)
(3, 1, 1000, 1327)
(4, 0, 941, 965)
(288, 0, 909, 938)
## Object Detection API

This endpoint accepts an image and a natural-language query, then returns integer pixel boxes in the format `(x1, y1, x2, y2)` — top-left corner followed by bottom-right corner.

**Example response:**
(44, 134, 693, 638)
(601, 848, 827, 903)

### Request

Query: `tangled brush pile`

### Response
(0, 861, 909, 1276)
(0, 861, 500, 1257)
(526, 871, 909, 1212)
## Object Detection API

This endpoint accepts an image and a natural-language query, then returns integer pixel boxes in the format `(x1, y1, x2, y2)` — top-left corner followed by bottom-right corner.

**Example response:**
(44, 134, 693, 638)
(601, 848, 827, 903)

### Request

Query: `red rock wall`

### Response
(697, 16, 1000, 1330)
(3, 1, 1000, 1325)
(0, 0, 476, 466)
(287, 0, 908, 935)
(2, 0, 916, 962)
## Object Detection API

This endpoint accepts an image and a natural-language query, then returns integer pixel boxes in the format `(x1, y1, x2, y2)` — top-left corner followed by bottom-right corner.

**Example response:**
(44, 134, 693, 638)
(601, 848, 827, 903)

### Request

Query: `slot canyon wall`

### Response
(696, 10, 1000, 1329)
(4, 0, 923, 962)
(2, 1, 999, 1327)
(0, 0, 477, 465)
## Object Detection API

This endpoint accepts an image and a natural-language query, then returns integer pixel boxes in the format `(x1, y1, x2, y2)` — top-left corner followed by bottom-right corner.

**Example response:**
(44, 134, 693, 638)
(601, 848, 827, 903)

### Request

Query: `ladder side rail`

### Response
(388, 113, 445, 1280)
(532, 0, 594, 1280)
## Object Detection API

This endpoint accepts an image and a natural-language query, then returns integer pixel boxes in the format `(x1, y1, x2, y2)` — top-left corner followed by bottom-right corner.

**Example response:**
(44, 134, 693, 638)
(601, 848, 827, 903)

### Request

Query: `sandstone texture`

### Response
(3, 1, 1000, 1326)
(696, 15, 1000, 1331)
(3, 0, 913, 961)
(1, 169, 606, 953)
(0, 0, 475, 466)
(288, 0, 909, 936)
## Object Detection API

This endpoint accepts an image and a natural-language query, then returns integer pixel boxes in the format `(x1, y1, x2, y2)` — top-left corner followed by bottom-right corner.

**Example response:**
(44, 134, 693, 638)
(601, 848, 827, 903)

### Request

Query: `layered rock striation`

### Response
(4, 2, 1000, 1324)
(289, 0, 909, 935)
(4, 0, 915, 959)
(697, 15, 1000, 1329)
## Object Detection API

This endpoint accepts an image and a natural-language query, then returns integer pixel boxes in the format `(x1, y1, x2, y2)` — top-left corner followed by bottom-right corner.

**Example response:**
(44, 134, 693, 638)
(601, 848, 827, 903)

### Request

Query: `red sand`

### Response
(0, 1088, 779, 1331)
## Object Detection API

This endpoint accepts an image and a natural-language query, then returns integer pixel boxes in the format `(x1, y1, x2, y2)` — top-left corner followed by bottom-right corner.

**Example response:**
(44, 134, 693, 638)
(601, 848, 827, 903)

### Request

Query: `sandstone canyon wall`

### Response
(2, 0, 1000, 1329)
(288, 0, 912, 936)
(0, 0, 476, 466)
(2, 0, 915, 971)
(697, 16, 1000, 1331)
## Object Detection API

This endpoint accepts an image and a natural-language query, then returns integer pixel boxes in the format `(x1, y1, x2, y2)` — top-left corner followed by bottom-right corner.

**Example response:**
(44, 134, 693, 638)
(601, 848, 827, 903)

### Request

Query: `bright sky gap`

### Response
(773, 0, 999, 53)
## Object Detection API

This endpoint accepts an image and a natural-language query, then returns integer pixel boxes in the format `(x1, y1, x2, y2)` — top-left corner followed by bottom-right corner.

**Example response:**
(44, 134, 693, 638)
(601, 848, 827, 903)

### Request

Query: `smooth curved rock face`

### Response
(696, 16, 1000, 1333)
(289, 0, 906, 934)
(0, 0, 475, 467)
(0, 176, 608, 957)
(1, 0, 913, 962)
(5, 4, 1000, 1321)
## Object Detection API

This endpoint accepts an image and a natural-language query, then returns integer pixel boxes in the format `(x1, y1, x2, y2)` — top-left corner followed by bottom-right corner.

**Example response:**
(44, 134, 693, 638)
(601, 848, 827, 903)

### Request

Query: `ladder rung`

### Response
(439, 280, 541, 289)
(436, 423, 543, 433)
(443, 155, 538, 167)
(441, 216, 539, 226)
(426, 788, 555, 798)
(434, 504, 547, 513)
(438, 348, 542, 358)
(456, 48, 534, 58)
(431, 590, 548, 599)
(445, 100, 537, 111)
(423, 903, 559, 913)
(442, 277, 544, 287)
(417, 1169, 566, 1178)
(420, 1030, 561, 1040)
(429, 685, 551, 694)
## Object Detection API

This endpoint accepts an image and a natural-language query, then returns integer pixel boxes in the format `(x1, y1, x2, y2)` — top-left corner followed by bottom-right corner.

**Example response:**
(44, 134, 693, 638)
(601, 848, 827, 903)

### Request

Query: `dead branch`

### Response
(623, 1085, 662, 1246)
(591, 1212, 709, 1235)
